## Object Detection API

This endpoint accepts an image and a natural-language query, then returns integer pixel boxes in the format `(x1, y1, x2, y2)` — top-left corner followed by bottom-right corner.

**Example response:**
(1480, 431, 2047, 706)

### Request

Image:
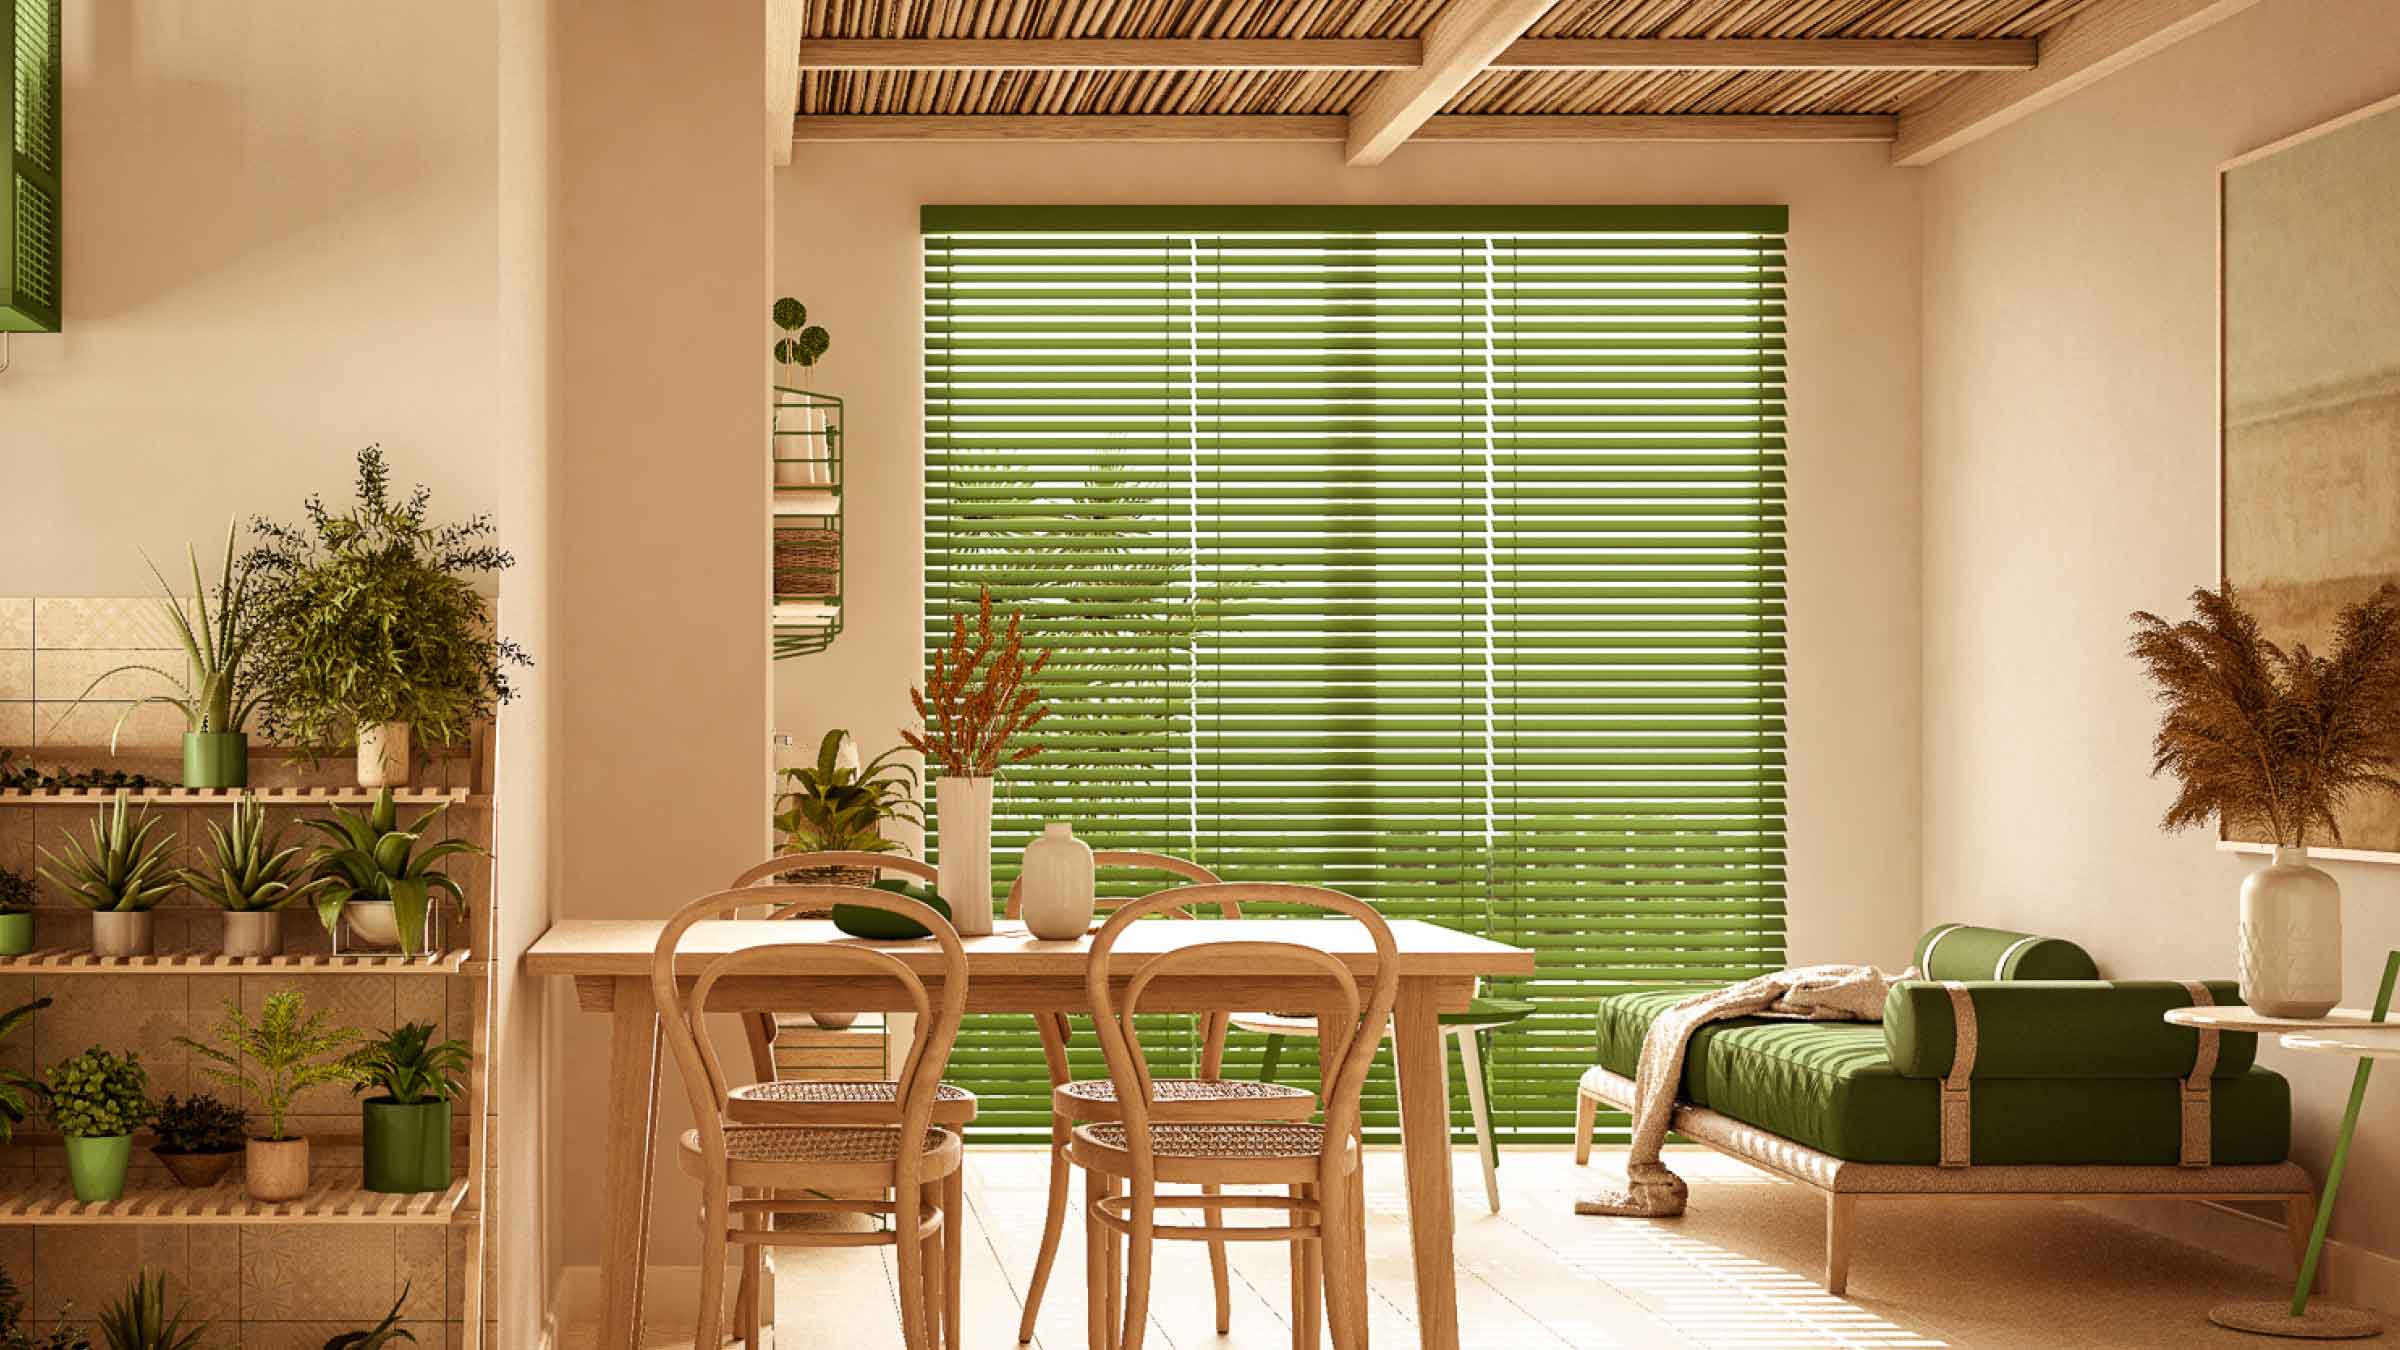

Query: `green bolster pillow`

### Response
(1884, 980, 2256, 1079)
(1914, 924, 2099, 981)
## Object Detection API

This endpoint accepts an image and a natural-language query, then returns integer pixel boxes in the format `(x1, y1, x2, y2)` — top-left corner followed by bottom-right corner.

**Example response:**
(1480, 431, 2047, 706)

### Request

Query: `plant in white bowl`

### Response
(302, 789, 484, 956)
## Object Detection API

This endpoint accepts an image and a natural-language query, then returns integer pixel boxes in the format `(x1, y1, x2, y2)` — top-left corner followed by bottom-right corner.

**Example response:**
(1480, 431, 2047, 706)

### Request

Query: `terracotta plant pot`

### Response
(90, 910, 154, 958)
(245, 1136, 310, 1201)
(221, 910, 283, 959)
(154, 1148, 239, 1190)
(356, 721, 411, 788)
(0, 911, 30, 956)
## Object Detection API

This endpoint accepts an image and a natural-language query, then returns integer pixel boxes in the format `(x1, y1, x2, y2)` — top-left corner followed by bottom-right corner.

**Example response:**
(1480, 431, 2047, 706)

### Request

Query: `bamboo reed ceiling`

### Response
(798, 0, 2094, 117)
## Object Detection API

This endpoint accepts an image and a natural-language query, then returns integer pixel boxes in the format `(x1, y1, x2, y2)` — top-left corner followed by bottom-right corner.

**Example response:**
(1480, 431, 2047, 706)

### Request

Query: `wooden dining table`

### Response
(525, 914, 1535, 1350)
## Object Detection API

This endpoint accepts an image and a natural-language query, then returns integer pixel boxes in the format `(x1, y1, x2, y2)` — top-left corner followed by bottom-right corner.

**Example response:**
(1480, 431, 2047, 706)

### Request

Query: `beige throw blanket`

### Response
(1575, 964, 1915, 1218)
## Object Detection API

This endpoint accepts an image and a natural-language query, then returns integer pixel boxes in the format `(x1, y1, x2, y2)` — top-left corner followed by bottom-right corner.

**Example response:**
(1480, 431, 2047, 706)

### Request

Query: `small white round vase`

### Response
(2238, 844, 2343, 1018)
(1020, 823, 1096, 940)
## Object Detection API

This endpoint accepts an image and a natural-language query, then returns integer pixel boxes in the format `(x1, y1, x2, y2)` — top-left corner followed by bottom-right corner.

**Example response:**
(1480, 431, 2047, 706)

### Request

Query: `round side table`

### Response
(2165, 952, 2399, 1340)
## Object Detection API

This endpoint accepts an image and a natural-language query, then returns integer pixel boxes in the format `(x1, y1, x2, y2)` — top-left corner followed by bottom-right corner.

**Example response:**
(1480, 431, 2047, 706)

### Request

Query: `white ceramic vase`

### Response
(1020, 823, 1096, 940)
(2238, 844, 2343, 1018)
(357, 721, 411, 787)
(938, 776, 995, 937)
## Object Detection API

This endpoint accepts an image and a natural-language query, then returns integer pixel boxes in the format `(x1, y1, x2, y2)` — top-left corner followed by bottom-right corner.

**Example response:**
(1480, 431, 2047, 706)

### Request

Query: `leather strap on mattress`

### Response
(1940, 981, 1977, 1167)
(2177, 981, 2219, 1168)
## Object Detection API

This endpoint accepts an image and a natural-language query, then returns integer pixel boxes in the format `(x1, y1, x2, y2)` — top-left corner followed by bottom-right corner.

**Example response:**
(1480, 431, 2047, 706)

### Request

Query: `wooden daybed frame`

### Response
(1572, 1064, 2318, 1295)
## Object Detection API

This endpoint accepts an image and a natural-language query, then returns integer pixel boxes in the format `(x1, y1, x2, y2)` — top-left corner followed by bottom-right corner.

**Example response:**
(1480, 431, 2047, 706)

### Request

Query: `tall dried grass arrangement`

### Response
(2129, 583, 2400, 848)
(904, 589, 1052, 777)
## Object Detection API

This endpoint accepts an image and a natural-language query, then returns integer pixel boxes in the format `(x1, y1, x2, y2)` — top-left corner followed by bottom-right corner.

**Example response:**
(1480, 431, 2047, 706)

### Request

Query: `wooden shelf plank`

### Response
(0, 786, 488, 807)
(0, 947, 475, 974)
(0, 1173, 470, 1225)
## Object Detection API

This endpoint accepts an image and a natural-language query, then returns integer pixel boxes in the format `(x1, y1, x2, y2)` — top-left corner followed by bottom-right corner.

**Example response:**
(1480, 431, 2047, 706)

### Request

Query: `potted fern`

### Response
(148, 1092, 248, 1189)
(95, 1272, 205, 1350)
(44, 1047, 150, 1203)
(0, 867, 32, 956)
(178, 990, 361, 1201)
(303, 789, 484, 956)
(0, 998, 51, 1146)
(37, 796, 176, 958)
(246, 446, 529, 787)
(348, 1023, 469, 1193)
(180, 793, 332, 958)
(2131, 582, 2400, 1015)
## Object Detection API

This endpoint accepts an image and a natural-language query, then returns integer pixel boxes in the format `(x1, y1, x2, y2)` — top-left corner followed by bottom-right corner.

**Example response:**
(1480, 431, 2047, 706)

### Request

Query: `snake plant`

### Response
(38, 795, 177, 912)
(181, 792, 333, 912)
(302, 789, 485, 954)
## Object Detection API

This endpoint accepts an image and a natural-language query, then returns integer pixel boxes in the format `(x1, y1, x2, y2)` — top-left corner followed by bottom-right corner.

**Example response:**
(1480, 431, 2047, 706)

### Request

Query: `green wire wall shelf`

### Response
(772, 386, 842, 657)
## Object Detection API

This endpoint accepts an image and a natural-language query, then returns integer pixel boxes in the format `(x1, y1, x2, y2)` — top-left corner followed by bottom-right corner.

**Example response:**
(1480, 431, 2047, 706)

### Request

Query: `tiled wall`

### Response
(0, 597, 196, 753)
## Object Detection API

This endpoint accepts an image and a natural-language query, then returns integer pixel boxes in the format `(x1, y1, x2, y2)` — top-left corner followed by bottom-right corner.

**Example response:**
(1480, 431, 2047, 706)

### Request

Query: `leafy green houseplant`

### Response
(181, 793, 332, 959)
(347, 1023, 468, 1193)
(44, 1047, 150, 1203)
(178, 990, 360, 1201)
(37, 795, 177, 957)
(0, 1267, 91, 1350)
(774, 730, 922, 871)
(325, 1285, 414, 1350)
(95, 1272, 205, 1350)
(148, 1093, 248, 1189)
(0, 866, 33, 956)
(246, 446, 529, 787)
(303, 789, 483, 956)
(0, 998, 51, 1144)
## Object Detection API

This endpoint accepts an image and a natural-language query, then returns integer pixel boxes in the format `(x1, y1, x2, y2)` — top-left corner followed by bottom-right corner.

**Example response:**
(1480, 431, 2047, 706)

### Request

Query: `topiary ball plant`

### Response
(772, 296, 831, 374)
(44, 1048, 149, 1139)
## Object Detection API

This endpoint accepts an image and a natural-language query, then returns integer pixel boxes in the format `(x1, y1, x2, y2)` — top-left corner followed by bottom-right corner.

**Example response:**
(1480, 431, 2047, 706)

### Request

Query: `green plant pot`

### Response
(361, 1097, 451, 1193)
(0, 911, 30, 956)
(63, 1133, 134, 1203)
(182, 731, 249, 789)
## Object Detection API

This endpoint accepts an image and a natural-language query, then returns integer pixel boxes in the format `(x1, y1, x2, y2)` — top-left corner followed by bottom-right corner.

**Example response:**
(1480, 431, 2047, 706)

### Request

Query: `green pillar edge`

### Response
(2290, 948, 2400, 1317)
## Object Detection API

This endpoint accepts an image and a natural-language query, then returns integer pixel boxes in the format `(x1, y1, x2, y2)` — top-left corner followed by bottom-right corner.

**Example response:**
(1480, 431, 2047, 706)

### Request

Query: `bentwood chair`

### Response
(653, 884, 969, 1350)
(1005, 853, 1317, 1344)
(1075, 884, 1397, 1350)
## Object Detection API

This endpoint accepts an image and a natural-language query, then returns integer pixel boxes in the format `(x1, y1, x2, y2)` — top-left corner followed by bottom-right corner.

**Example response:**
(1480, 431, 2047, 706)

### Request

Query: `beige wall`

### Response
(771, 139, 1928, 972)
(1921, 0, 2400, 1296)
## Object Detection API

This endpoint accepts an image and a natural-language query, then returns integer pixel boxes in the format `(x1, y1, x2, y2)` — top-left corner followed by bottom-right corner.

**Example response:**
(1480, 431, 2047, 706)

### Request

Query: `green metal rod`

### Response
(2290, 949, 2399, 1317)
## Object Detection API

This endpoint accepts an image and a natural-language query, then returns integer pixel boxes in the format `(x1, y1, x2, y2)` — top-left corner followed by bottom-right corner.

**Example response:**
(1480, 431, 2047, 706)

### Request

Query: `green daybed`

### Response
(1572, 925, 2316, 1294)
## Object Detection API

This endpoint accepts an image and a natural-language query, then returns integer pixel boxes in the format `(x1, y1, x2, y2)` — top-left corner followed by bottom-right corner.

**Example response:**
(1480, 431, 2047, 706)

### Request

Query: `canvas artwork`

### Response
(2220, 90, 2400, 857)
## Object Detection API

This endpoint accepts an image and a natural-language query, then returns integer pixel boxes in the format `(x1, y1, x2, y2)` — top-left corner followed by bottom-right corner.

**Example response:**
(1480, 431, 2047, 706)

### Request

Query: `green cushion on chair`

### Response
(1883, 980, 2255, 1079)
(1439, 996, 1536, 1029)
(1914, 924, 2099, 981)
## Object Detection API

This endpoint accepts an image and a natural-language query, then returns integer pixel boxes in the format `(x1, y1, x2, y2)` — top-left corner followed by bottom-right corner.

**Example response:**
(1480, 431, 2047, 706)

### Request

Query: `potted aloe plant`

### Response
(303, 789, 484, 955)
(38, 795, 177, 957)
(95, 1271, 206, 1350)
(246, 446, 529, 787)
(180, 793, 332, 958)
(44, 1047, 150, 1203)
(325, 1285, 415, 1349)
(147, 1092, 248, 1189)
(0, 998, 51, 1145)
(0, 867, 32, 957)
(178, 990, 360, 1201)
(347, 1022, 468, 1193)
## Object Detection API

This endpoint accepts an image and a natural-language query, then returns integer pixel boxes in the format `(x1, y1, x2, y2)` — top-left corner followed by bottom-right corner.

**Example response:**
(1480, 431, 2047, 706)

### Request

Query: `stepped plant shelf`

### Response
(1, 1173, 471, 1225)
(0, 947, 476, 973)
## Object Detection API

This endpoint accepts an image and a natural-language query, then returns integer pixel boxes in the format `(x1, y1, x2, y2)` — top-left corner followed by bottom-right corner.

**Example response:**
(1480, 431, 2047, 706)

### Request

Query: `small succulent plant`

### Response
(37, 795, 176, 913)
(772, 296, 831, 371)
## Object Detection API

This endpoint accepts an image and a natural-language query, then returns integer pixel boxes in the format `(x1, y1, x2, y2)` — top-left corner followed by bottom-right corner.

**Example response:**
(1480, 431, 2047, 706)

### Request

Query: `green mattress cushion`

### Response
(1594, 989, 2289, 1166)
(1914, 924, 2099, 981)
(1884, 980, 2256, 1079)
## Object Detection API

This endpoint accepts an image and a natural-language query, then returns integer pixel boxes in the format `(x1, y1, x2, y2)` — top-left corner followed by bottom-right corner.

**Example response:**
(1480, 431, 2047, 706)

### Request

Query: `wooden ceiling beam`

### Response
(1493, 37, 2036, 71)
(791, 113, 1894, 143)
(1345, 0, 1564, 166)
(1892, 0, 2263, 165)
(792, 36, 2033, 73)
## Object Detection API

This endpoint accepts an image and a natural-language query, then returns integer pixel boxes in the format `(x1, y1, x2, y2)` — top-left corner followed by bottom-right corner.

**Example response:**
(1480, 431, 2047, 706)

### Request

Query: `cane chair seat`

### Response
(729, 1079, 979, 1127)
(1053, 1076, 1314, 1124)
(1069, 1120, 1358, 1187)
(679, 1123, 965, 1189)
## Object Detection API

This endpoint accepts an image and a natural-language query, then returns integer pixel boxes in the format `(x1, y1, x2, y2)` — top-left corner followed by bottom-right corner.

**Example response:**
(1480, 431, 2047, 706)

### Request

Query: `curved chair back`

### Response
(1086, 883, 1399, 1159)
(1003, 849, 1232, 920)
(650, 885, 968, 1173)
(732, 850, 938, 893)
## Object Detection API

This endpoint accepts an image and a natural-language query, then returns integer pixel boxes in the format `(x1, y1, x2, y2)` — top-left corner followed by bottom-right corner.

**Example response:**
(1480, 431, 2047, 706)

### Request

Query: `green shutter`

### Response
(3, 0, 61, 333)
(924, 207, 1787, 1141)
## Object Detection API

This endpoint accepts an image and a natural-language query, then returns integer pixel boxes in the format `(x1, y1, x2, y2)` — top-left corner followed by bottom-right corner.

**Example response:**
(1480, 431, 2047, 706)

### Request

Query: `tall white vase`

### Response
(2238, 844, 2343, 1017)
(939, 776, 995, 937)
(1020, 823, 1096, 940)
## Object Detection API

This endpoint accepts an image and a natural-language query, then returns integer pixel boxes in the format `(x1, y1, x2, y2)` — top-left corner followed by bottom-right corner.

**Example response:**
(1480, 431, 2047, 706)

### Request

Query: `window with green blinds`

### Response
(922, 204, 1788, 1142)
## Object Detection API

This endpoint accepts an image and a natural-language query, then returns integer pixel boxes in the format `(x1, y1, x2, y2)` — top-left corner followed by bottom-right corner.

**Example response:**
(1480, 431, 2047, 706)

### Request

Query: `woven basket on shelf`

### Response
(774, 527, 841, 598)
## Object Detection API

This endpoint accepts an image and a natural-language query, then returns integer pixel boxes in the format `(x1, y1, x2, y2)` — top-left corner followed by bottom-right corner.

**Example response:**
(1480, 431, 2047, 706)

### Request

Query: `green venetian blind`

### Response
(3, 0, 60, 333)
(924, 205, 1788, 1141)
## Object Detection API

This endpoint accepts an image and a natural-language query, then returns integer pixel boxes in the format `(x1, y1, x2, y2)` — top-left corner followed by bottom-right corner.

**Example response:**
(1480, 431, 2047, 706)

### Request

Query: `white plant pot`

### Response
(2238, 844, 2343, 1018)
(938, 776, 995, 937)
(90, 910, 154, 958)
(1020, 822, 1096, 940)
(343, 900, 403, 950)
(357, 721, 411, 788)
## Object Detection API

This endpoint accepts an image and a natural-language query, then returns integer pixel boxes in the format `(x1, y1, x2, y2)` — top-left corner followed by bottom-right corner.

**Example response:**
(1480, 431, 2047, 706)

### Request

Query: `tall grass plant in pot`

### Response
(38, 796, 176, 957)
(180, 793, 332, 958)
(2132, 583, 2400, 1016)
(246, 447, 528, 787)
(347, 1022, 468, 1193)
(44, 1047, 150, 1203)
(178, 991, 361, 1201)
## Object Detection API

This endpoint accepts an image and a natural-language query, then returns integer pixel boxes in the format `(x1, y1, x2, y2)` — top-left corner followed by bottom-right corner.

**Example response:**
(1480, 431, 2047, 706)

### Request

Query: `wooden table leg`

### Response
(1393, 979, 1459, 1350)
(601, 977, 663, 1350)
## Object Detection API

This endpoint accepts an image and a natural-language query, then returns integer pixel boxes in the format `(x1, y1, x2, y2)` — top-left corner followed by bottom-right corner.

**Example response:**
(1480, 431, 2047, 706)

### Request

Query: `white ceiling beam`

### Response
(791, 113, 1893, 143)
(1344, 0, 1564, 166)
(1892, 0, 2263, 165)
(768, 0, 803, 167)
